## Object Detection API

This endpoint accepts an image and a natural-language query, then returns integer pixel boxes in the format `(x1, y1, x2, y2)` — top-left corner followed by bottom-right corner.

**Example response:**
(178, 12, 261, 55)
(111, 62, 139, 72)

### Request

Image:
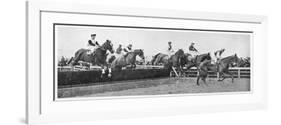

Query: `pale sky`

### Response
(56, 25, 250, 60)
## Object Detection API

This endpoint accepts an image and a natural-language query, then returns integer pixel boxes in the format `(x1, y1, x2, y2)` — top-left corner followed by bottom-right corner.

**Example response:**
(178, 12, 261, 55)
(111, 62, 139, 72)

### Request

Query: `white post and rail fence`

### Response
(58, 65, 250, 78)
(174, 67, 251, 78)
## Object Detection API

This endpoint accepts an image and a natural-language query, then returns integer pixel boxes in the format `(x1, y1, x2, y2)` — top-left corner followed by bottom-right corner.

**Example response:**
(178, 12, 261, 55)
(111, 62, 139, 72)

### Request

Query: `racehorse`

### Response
(163, 49, 185, 77)
(111, 49, 145, 71)
(151, 53, 169, 65)
(196, 54, 239, 86)
(70, 39, 114, 77)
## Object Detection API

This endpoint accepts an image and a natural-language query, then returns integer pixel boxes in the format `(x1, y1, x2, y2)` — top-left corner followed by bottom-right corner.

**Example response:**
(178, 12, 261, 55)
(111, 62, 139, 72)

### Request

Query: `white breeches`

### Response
(189, 51, 199, 58)
(87, 46, 98, 53)
(167, 51, 175, 58)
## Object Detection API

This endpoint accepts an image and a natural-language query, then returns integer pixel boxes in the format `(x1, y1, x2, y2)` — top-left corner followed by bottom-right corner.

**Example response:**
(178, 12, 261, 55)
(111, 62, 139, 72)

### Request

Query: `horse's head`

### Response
(231, 53, 239, 66)
(221, 48, 225, 53)
(175, 49, 185, 58)
(102, 39, 114, 54)
(183, 53, 191, 63)
(225, 53, 239, 67)
(201, 52, 211, 62)
(174, 49, 185, 66)
(134, 49, 145, 61)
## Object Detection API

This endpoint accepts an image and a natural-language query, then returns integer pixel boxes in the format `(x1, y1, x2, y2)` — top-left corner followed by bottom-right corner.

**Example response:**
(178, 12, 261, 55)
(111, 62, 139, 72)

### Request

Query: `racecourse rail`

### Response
(58, 65, 250, 78)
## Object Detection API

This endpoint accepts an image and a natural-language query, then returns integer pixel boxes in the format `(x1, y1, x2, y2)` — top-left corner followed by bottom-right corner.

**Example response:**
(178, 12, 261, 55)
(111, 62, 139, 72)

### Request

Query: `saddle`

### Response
(188, 55, 197, 64)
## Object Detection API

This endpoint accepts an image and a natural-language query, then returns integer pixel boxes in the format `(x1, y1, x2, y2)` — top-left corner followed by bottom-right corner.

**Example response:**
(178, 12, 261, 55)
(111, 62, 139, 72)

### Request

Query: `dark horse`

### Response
(111, 49, 145, 71)
(163, 49, 185, 77)
(70, 39, 114, 77)
(151, 53, 168, 65)
(196, 54, 239, 86)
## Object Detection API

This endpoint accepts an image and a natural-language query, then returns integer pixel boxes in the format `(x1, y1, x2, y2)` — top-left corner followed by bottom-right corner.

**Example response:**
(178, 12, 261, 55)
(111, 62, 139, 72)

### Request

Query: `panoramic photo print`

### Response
(55, 24, 251, 99)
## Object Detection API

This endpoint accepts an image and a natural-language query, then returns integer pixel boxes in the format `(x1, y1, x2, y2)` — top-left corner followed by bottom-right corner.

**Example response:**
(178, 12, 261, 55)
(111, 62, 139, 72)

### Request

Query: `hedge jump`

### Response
(58, 68, 170, 87)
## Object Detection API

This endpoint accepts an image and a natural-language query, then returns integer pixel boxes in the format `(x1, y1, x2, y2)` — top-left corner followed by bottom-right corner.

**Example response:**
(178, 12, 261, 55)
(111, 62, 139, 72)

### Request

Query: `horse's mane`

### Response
(200, 53, 209, 57)
(198, 53, 211, 62)
(126, 49, 143, 56)
(134, 49, 142, 52)
(220, 54, 237, 62)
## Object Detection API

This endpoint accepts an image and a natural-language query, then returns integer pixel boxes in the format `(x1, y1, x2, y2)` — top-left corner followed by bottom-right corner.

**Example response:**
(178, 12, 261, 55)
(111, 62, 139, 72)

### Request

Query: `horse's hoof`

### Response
(101, 74, 105, 79)
(108, 74, 112, 78)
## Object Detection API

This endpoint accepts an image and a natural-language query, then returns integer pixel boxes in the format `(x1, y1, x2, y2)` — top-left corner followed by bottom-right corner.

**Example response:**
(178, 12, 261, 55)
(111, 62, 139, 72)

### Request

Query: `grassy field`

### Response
(58, 77, 250, 98)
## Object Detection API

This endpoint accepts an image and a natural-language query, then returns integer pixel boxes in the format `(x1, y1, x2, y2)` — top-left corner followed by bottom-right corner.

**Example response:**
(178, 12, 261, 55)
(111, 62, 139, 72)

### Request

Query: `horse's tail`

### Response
(67, 57, 73, 65)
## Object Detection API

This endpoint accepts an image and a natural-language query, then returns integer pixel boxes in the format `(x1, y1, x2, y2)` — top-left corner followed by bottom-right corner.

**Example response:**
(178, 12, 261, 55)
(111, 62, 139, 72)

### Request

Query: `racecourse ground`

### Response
(58, 77, 250, 98)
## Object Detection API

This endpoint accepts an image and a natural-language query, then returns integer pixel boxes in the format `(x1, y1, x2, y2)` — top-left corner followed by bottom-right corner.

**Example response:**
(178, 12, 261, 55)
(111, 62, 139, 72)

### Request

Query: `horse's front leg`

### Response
(219, 73, 226, 81)
(101, 66, 106, 78)
(178, 66, 183, 77)
(196, 75, 201, 86)
(133, 63, 136, 69)
(108, 66, 112, 78)
(130, 63, 136, 69)
(217, 72, 222, 81)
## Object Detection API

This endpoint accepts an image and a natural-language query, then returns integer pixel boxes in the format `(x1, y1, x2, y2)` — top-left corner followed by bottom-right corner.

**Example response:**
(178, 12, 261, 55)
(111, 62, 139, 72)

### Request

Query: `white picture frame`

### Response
(26, 1, 267, 124)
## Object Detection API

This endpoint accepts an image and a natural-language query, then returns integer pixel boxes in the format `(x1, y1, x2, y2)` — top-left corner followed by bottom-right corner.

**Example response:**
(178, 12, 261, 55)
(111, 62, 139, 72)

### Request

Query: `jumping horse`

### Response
(163, 49, 185, 77)
(111, 49, 145, 71)
(70, 39, 115, 77)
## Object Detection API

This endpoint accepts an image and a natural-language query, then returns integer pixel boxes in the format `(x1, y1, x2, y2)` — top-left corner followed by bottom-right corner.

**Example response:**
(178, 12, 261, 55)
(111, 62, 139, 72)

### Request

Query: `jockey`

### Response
(188, 42, 198, 54)
(123, 44, 133, 52)
(116, 44, 123, 54)
(188, 42, 199, 59)
(87, 34, 100, 54)
(123, 44, 133, 57)
(115, 44, 123, 58)
(214, 48, 225, 64)
(167, 41, 175, 57)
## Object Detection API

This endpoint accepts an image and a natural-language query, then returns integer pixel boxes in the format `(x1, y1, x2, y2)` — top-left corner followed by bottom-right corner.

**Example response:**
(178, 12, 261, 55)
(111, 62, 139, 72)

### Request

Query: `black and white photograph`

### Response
(55, 24, 251, 99)
(22, 1, 270, 124)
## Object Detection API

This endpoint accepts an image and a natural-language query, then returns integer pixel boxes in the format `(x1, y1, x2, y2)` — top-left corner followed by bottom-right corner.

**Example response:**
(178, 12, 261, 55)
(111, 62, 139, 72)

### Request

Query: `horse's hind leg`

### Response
(202, 76, 208, 86)
(217, 72, 221, 81)
(178, 67, 182, 77)
(222, 71, 234, 82)
(108, 67, 112, 78)
(196, 75, 200, 86)
(218, 72, 225, 81)
(100, 66, 106, 78)
(197, 70, 205, 86)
